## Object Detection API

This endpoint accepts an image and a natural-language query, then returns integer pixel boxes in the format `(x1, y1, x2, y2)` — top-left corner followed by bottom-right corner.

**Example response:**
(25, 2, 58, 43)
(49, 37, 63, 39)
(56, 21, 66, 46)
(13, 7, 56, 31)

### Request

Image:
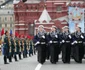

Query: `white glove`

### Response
(60, 42, 62, 44)
(35, 41, 40, 46)
(71, 42, 74, 45)
(74, 41, 77, 43)
(42, 35, 45, 39)
(55, 35, 58, 38)
(49, 41, 52, 43)
(81, 35, 84, 39)
(69, 35, 71, 39)
(62, 40, 65, 43)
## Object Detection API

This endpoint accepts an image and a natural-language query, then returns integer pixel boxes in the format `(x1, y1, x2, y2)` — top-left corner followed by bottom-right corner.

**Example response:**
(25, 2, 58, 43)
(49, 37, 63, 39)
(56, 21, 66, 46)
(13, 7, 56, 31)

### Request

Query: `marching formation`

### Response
(0, 24, 85, 65)
(34, 25, 85, 64)
(0, 31, 35, 64)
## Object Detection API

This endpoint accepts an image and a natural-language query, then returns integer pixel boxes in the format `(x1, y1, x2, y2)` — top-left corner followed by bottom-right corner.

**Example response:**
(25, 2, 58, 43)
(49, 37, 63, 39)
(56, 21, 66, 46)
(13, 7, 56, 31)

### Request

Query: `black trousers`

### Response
(50, 44, 59, 63)
(62, 43, 71, 63)
(73, 43, 84, 63)
(3, 48, 9, 64)
(37, 44, 46, 64)
(46, 45, 50, 60)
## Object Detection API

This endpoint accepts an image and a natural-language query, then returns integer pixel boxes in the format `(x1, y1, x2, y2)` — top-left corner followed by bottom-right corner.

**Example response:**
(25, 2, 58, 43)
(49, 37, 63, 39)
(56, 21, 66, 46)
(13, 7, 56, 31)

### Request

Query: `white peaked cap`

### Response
(62, 26, 65, 29)
(38, 25, 44, 28)
(39, 9, 51, 23)
(77, 25, 81, 29)
(64, 26, 69, 29)
(52, 25, 57, 29)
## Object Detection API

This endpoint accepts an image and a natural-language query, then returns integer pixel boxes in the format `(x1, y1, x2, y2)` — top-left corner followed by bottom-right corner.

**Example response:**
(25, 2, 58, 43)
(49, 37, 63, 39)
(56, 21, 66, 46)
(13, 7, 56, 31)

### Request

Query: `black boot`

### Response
(19, 54, 21, 60)
(9, 56, 12, 62)
(4, 56, 9, 64)
(14, 55, 18, 61)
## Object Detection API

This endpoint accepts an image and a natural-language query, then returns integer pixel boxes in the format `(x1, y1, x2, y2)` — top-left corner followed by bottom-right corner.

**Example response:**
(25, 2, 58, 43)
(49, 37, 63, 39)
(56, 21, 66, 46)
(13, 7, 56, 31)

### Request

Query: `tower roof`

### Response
(39, 9, 52, 23)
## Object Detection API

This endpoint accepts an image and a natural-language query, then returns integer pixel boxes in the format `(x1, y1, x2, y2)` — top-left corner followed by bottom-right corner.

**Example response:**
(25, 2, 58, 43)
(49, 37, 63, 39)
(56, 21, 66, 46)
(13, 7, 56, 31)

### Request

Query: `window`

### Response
(10, 24, 12, 27)
(5, 17, 7, 21)
(56, 6, 62, 12)
(5, 24, 7, 27)
(10, 17, 12, 21)
(0, 24, 2, 27)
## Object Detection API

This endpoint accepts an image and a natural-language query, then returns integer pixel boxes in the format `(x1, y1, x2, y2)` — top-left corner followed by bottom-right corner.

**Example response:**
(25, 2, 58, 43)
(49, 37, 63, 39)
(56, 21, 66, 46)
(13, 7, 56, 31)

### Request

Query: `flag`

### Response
(1, 28, 4, 36)
(10, 29, 12, 35)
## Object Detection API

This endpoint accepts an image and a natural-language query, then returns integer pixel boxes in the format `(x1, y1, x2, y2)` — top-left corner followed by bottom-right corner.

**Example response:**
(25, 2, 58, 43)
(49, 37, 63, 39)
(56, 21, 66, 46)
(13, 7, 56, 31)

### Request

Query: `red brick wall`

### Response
(14, 0, 84, 35)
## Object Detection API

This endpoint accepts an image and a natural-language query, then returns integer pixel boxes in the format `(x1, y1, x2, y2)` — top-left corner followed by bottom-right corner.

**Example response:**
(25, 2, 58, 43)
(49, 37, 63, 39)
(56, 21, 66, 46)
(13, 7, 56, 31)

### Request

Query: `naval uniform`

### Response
(61, 31, 72, 63)
(72, 32, 84, 63)
(34, 31, 47, 64)
(48, 31, 60, 64)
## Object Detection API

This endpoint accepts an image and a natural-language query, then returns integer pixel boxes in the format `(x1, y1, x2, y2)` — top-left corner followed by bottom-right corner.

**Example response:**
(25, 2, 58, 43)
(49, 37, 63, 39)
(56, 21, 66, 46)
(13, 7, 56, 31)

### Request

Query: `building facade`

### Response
(14, 0, 85, 35)
(0, 0, 14, 33)
(0, 9, 14, 32)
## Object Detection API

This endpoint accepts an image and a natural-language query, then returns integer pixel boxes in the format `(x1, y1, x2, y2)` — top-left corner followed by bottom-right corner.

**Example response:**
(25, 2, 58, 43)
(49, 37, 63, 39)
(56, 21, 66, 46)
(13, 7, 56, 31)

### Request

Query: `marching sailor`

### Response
(47, 26, 60, 64)
(34, 25, 47, 64)
(61, 26, 72, 63)
(72, 26, 84, 63)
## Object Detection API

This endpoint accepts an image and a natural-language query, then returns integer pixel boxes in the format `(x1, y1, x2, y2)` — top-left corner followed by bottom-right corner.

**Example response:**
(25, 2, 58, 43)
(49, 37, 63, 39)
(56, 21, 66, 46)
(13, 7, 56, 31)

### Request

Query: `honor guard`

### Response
(61, 26, 72, 63)
(15, 36, 22, 60)
(22, 38, 25, 58)
(0, 37, 2, 55)
(3, 31, 10, 64)
(20, 37, 23, 54)
(47, 25, 60, 64)
(29, 38, 33, 57)
(23, 37, 28, 58)
(8, 35, 12, 62)
(72, 26, 84, 63)
(10, 34, 18, 61)
(34, 25, 47, 64)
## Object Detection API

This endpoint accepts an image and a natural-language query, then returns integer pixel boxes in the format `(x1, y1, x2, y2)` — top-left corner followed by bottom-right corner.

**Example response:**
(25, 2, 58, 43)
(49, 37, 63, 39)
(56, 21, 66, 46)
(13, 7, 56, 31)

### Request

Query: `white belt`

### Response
(52, 41, 58, 43)
(66, 41, 70, 43)
(78, 41, 82, 43)
(40, 42, 46, 44)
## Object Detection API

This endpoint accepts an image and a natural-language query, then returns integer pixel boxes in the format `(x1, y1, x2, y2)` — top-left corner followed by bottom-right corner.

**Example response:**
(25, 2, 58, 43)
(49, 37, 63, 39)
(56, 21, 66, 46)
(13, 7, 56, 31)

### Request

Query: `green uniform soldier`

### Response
(16, 37, 22, 60)
(3, 31, 10, 64)
(10, 35, 18, 61)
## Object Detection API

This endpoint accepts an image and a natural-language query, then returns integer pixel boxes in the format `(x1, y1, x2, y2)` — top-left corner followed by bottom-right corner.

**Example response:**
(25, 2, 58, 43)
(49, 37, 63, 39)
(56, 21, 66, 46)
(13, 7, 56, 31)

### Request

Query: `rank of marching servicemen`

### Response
(0, 25, 85, 65)
(34, 25, 85, 64)
(0, 31, 35, 64)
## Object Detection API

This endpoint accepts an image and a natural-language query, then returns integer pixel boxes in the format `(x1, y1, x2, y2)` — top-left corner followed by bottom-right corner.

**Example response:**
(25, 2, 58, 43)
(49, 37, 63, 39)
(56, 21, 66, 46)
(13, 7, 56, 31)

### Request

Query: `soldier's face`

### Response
(51, 27, 56, 32)
(6, 32, 9, 36)
(39, 27, 44, 32)
(65, 28, 69, 32)
(76, 27, 80, 31)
